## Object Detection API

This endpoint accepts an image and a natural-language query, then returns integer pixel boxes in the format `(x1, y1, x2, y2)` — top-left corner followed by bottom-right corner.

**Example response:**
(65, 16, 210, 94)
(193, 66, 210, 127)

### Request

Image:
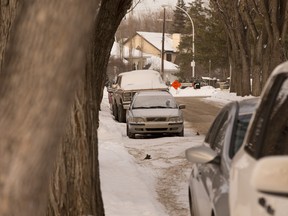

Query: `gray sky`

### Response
(133, 0, 187, 14)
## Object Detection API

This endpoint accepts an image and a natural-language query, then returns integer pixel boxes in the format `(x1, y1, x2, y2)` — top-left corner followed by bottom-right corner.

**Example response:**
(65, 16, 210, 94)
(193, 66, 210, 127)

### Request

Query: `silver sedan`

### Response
(185, 98, 259, 216)
(126, 90, 185, 138)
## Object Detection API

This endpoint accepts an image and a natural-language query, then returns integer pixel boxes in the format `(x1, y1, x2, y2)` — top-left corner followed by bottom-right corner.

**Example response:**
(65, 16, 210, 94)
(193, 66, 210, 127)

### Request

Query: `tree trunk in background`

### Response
(0, 0, 97, 215)
(232, 1, 251, 96)
(211, 0, 288, 96)
(0, 0, 19, 71)
(227, 39, 236, 92)
(47, 0, 132, 215)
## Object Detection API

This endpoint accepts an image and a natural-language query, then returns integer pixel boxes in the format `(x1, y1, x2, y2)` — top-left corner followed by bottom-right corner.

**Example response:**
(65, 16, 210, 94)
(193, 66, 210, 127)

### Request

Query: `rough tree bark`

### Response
(0, 0, 19, 71)
(0, 0, 97, 215)
(47, 0, 133, 215)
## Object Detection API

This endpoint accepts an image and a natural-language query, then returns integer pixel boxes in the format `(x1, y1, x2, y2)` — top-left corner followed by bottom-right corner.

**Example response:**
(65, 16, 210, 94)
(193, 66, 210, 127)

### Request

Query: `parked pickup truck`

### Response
(110, 70, 168, 122)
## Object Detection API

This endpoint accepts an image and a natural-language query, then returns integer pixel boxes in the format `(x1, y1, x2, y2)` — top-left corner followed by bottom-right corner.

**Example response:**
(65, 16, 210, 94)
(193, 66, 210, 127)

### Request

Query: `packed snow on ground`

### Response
(170, 85, 254, 104)
(99, 86, 253, 216)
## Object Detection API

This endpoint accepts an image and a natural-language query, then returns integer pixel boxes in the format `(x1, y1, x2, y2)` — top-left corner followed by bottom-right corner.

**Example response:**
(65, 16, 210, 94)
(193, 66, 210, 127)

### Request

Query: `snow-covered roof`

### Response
(137, 31, 175, 52)
(146, 56, 179, 71)
(119, 70, 168, 90)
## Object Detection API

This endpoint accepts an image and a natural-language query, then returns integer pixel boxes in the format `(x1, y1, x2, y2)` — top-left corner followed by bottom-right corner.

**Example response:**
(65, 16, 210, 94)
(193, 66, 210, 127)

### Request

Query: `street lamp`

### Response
(173, 5, 195, 79)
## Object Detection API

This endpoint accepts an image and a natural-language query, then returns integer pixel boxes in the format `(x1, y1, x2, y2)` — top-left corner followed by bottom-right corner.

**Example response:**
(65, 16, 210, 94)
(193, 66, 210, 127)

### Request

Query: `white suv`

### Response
(230, 61, 288, 216)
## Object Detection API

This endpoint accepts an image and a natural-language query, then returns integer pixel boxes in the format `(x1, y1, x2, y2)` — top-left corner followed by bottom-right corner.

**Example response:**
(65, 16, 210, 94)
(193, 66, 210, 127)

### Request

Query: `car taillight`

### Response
(123, 92, 132, 101)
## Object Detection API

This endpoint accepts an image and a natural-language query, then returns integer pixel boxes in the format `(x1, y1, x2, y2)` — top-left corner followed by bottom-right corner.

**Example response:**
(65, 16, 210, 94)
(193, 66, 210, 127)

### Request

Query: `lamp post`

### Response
(174, 5, 195, 79)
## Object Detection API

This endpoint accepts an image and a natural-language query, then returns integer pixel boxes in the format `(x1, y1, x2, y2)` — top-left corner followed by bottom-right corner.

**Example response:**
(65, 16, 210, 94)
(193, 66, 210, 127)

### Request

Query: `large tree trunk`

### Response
(0, 0, 97, 215)
(0, 0, 19, 71)
(47, 0, 132, 215)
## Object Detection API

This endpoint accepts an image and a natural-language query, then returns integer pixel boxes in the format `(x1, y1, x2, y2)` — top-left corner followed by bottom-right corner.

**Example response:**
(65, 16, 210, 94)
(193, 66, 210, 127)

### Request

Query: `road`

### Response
(175, 97, 222, 135)
(123, 97, 223, 216)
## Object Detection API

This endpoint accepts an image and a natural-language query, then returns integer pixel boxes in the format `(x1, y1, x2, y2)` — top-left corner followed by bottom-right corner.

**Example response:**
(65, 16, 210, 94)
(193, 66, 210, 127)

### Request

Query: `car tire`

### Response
(118, 104, 126, 123)
(113, 103, 118, 121)
(126, 124, 135, 139)
(189, 188, 195, 216)
(177, 129, 184, 137)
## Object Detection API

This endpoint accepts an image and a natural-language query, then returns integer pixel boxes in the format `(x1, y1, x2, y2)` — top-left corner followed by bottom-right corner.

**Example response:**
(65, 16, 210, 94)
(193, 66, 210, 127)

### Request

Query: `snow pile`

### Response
(169, 86, 255, 104)
(169, 86, 219, 97)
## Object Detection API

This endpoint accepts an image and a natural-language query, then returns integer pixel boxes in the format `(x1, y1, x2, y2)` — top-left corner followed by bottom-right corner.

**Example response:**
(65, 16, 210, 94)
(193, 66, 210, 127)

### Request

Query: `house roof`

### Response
(136, 31, 175, 52)
(146, 56, 179, 71)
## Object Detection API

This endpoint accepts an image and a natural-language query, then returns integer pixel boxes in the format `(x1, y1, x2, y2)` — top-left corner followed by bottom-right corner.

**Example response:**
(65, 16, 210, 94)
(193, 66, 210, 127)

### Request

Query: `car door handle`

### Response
(258, 197, 275, 215)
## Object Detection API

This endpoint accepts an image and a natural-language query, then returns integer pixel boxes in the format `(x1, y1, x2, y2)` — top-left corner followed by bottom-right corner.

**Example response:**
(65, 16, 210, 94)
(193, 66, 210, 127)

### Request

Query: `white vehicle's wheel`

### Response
(113, 104, 118, 121)
(177, 129, 184, 137)
(118, 105, 126, 123)
(126, 124, 135, 139)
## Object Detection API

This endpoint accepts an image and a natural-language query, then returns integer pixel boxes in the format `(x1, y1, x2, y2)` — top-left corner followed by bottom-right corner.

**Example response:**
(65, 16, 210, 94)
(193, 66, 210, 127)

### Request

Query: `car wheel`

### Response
(177, 129, 184, 137)
(126, 124, 135, 139)
(113, 103, 118, 121)
(189, 188, 195, 216)
(118, 105, 126, 123)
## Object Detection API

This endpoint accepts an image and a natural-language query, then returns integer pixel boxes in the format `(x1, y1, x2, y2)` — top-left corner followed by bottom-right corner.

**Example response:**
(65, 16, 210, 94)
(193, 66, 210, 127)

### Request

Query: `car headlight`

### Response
(131, 117, 145, 123)
(169, 116, 182, 122)
(127, 116, 145, 123)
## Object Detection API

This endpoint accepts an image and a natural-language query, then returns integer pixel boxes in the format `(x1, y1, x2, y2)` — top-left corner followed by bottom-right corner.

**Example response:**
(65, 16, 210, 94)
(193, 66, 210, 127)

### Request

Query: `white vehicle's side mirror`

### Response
(251, 156, 288, 196)
(185, 145, 219, 164)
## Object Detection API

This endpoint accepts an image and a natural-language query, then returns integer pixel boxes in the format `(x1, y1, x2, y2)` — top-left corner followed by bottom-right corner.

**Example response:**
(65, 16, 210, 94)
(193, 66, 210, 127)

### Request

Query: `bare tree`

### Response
(211, 0, 288, 96)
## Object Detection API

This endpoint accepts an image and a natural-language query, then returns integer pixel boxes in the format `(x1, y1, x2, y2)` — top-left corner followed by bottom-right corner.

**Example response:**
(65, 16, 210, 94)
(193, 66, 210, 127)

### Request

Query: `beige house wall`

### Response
(127, 34, 161, 57)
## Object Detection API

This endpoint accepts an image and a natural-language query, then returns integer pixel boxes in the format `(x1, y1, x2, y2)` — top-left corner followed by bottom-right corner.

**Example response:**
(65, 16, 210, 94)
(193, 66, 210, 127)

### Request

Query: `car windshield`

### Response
(231, 114, 252, 157)
(132, 95, 177, 109)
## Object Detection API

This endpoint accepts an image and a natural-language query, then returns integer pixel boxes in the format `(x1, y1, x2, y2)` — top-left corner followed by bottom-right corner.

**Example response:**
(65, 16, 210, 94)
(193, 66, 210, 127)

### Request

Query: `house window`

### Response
(166, 53, 172, 62)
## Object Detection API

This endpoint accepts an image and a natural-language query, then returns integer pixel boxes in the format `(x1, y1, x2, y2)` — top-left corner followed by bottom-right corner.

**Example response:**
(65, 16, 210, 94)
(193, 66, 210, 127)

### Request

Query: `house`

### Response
(123, 31, 181, 64)
(109, 31, 181, 83)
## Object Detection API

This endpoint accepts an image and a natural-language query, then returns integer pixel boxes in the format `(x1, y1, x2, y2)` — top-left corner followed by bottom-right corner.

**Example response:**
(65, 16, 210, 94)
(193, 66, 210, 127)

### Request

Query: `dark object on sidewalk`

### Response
(144, 154, 151, 160)
(196, 132, 200, 135)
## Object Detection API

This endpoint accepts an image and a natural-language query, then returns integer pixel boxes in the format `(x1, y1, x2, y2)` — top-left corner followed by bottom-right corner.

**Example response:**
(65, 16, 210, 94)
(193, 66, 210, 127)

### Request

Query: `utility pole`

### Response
(209, 59, 211, 86)
(161, 7, 166, 80)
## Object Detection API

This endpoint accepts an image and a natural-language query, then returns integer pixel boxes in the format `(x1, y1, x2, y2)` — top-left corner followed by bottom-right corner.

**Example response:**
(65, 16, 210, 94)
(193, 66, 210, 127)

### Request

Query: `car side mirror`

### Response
(251, 156, 288, 196)
(185, 145, 219, 164)
(179, 104, 186, 109)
